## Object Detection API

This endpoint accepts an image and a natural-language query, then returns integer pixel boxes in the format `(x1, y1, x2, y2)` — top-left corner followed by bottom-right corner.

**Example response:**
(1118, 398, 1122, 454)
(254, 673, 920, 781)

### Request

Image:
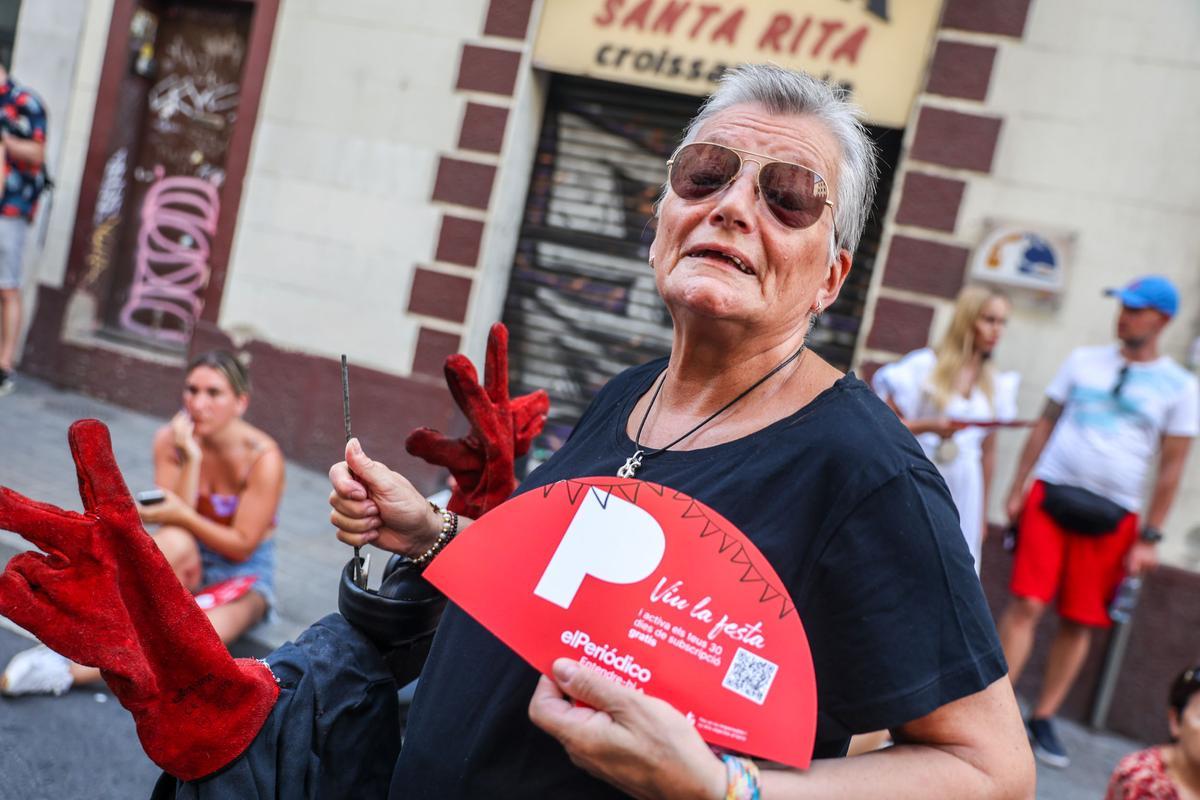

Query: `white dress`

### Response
(872, 349, 1020, 573)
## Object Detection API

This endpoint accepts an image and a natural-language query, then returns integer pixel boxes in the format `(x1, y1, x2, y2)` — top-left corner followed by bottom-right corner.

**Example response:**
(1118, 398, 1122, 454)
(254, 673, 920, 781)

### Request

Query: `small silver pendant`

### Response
(935, 438, 960, 464)
(617, 450, 644, 478)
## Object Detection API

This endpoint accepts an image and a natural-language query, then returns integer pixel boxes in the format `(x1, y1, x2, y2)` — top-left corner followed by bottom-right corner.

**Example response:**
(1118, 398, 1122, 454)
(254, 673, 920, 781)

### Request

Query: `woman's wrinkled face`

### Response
(1170, 692, 1200, 770)
(182, 366, 246, 437)
(650, 103, 846, 336)
(973, 296, 1010, 356)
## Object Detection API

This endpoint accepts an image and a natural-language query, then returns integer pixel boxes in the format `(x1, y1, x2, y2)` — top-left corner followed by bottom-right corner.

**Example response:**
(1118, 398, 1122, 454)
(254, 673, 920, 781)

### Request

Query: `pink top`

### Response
(1106, 748, 1180, 800)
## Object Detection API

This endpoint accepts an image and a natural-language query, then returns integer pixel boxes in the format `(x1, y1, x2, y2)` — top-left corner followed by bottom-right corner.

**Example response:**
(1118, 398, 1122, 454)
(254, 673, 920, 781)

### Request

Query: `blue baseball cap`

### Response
(1104, 275, 1179, 317)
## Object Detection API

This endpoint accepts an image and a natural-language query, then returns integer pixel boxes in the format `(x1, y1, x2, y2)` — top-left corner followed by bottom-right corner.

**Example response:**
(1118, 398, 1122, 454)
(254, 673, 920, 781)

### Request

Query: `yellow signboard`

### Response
(533, 0, 944, 128)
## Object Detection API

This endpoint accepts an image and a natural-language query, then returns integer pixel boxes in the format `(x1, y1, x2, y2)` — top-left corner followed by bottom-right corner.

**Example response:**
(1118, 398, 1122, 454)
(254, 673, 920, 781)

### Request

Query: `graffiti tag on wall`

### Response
(82, 148, 130, 288)
(118, 166, 220, 343)
(149, 74, 240, 130)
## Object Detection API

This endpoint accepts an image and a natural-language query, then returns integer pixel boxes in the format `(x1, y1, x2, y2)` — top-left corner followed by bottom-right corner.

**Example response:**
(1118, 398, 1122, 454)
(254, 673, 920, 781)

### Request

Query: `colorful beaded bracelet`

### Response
(722, 754, 761, 800)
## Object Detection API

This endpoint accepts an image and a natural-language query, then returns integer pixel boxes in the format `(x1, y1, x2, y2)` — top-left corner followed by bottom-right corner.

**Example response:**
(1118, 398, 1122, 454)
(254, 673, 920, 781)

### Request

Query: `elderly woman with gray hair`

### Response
(0, 64, 1032, 798)
(322, 65, 1034, 799)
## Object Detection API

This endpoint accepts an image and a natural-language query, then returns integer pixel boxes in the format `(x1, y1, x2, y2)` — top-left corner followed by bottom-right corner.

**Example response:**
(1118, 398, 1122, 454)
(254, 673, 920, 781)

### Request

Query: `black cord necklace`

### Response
(617, 343, 808, 478)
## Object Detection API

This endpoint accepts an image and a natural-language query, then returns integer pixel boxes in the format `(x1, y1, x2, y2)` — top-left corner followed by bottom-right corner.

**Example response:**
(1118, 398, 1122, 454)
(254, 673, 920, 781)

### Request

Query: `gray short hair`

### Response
(678, 64, 879, 256)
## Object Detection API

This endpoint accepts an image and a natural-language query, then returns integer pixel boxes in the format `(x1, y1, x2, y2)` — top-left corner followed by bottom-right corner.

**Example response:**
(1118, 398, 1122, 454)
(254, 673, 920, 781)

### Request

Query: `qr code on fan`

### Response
(721, 647, 778, 705)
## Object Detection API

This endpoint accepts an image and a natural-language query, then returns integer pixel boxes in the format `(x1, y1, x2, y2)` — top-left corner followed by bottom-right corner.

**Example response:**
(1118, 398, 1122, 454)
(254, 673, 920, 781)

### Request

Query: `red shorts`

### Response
(1009, 480, 1138, 628)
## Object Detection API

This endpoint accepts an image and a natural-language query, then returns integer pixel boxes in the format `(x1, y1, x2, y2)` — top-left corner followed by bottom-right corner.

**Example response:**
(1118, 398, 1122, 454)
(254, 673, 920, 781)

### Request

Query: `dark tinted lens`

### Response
(760, 162, 824, 229)
(670, 143, 740, 200)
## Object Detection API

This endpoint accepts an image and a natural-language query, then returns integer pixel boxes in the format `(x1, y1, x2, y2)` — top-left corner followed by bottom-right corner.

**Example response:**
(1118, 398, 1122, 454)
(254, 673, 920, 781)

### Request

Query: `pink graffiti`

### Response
(119, 167, 220, 343)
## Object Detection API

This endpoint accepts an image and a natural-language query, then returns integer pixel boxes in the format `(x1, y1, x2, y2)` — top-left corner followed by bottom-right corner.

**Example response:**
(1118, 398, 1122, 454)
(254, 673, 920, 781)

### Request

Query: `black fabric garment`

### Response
(392, 360, 1007, 798)
(151, 614, 400, 800)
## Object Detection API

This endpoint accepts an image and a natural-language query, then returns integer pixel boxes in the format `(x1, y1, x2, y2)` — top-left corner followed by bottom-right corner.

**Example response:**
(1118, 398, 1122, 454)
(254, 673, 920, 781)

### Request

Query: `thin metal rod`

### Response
(341, 355, 353, 443)
(341, 355, 362, 585)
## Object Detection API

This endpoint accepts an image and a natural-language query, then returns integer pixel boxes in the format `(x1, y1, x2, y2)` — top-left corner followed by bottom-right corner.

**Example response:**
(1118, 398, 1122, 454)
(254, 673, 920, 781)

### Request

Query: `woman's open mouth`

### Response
(685, 248, 755, 276)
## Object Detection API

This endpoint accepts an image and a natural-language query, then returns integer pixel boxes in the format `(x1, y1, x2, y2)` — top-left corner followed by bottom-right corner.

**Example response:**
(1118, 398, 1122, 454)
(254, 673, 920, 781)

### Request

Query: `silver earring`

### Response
(649, 257, 655, 269)
(813, 300, 823, 315)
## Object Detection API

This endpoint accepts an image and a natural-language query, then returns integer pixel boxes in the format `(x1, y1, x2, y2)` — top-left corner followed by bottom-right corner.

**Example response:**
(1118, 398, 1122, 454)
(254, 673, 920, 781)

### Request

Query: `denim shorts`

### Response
(198, 536, 278, 623)
(0, 217, 28, 290)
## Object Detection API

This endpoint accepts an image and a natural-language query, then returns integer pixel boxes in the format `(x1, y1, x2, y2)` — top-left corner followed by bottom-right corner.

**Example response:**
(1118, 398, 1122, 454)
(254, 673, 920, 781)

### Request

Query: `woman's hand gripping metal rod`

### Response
(342, 355, 369, 588)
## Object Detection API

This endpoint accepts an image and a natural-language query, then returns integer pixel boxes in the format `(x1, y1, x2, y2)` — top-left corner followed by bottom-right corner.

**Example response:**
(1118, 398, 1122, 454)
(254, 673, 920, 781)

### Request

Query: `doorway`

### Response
(92, 0, 251, 351)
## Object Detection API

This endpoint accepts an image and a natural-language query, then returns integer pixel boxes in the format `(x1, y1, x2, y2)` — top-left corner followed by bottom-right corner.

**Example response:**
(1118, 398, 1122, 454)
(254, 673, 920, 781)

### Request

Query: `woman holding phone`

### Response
(872, 286, 1019, 574)
(0, 350, 285, 696)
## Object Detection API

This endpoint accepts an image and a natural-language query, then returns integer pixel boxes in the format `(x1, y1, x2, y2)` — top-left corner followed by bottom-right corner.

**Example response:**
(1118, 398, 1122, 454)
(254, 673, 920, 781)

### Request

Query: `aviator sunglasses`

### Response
(666, 141, 836, 232)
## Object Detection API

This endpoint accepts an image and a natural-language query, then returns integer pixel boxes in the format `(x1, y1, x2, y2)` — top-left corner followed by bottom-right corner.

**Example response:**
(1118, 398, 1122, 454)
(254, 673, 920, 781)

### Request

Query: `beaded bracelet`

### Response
(722, 754, 761, 800)
(410, 502, 459, 568)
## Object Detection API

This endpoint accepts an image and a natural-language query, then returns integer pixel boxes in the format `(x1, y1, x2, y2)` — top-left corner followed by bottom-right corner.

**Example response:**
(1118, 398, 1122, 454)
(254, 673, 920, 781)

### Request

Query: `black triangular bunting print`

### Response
(565, 481, 587, 506)
(759, 586, 781, 605)
(589, 486, 613, 509)
(642, 482, 665, 496)
(730, 547, 752, 566)
(615, 482, 640, 505)
(542, 482, 557, 498)
(681, 500, 705, 519)
(718, 533, 738, 553)
(739, 565, 764, 584)
(698, 520, 721, 538)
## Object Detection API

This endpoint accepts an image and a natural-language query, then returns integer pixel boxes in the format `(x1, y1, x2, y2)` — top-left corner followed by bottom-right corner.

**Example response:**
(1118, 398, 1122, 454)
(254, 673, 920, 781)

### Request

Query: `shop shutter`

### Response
(502, 75, 892, 456)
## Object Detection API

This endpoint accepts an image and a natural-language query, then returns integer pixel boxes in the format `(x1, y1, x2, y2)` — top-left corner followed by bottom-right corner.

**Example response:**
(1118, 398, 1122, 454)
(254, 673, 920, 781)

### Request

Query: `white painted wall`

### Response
(982, 0, 1200, 569)
(866, 0, 1200, 568)
(14, 0, 110, 342)
(219, 0, 495, 375)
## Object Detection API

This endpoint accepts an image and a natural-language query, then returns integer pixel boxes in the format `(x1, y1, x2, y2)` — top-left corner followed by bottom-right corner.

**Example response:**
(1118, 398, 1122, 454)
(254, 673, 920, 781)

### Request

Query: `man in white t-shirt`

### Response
(997, 275, 1198, 768)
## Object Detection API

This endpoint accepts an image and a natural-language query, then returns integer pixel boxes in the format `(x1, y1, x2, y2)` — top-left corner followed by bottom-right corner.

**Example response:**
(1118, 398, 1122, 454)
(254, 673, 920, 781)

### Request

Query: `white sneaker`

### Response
(0, 645, 73, 696)
(0, 369, 14, 397)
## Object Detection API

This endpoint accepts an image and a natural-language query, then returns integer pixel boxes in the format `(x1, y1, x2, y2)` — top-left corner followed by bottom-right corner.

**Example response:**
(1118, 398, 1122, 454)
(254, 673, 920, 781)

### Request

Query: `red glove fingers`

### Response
(512, 391, 550, 457)
(67, 418, 138, 517)
(405, 322, 549, 519)
(405, 428, 485, 474)
(0, 486, 94, 559)
(483, 322, 510, 405)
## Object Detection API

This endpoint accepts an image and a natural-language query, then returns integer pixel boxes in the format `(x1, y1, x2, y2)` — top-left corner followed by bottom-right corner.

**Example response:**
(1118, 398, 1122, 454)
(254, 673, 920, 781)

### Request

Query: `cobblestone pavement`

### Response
(0, 377, 1144, 798)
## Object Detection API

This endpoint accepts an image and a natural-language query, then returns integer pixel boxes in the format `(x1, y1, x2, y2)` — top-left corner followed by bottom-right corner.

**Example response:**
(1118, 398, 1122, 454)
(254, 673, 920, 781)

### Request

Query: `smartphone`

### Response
(136, 489, 166, 505)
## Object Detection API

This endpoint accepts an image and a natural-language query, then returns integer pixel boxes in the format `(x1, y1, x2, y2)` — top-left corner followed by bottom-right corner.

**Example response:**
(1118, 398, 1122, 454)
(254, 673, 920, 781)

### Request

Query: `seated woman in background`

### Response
(1106, 664, 1200, 799)
(872, 285, 1019, 574)
(0, 350, 284, 696)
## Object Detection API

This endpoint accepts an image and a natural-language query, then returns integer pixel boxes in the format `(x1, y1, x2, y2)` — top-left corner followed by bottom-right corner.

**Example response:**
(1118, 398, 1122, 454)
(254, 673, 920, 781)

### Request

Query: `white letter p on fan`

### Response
(534, 490, 665, 609)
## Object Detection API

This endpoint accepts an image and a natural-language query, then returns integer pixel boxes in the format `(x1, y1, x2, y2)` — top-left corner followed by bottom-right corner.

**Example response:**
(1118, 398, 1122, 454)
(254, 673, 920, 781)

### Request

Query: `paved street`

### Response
(0, 625, 161, 799)
(0, 376, 1145, 798)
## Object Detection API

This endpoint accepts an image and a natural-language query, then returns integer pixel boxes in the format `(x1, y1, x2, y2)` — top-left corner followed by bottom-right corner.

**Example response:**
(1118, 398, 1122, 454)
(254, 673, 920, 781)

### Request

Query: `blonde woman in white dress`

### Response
(873, 286, 1020, 574)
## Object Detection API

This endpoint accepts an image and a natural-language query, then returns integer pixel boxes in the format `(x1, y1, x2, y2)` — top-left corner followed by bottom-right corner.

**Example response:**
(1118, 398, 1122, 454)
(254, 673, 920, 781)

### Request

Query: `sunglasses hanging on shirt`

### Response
(1111, 364, 1130, 398)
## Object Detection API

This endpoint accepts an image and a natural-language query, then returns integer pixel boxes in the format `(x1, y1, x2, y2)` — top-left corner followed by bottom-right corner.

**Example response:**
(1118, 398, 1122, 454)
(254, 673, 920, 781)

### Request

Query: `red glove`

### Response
(406, 322, 549, 519)
(0, 420, 279, 781)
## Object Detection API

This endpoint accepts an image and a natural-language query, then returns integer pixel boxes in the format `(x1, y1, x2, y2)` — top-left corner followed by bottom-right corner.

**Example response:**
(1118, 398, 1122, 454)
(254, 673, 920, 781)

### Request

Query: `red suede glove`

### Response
(406, 322, 549, 519)
(0, 420, 279, 781)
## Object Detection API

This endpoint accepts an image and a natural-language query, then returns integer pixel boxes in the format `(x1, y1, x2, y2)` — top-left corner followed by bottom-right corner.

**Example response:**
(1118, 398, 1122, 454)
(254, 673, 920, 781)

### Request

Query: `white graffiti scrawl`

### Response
(119, 167, 220, 343)
(149, 73, 240, 128)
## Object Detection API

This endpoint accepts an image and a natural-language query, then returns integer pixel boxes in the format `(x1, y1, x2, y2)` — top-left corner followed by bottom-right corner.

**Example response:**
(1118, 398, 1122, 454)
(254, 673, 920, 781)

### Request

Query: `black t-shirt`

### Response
(391, 360, 1006, 798)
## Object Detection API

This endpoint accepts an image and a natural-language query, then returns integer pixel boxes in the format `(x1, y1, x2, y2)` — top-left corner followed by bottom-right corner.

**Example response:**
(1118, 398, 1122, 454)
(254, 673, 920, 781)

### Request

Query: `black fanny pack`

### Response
(1040, 482, 1129, 536)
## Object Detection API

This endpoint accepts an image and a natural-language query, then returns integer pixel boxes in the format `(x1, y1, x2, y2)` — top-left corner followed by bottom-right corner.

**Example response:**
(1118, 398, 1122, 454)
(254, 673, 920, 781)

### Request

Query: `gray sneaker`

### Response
(0, 645, 73, 696)
(0, 368, 13, 397)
